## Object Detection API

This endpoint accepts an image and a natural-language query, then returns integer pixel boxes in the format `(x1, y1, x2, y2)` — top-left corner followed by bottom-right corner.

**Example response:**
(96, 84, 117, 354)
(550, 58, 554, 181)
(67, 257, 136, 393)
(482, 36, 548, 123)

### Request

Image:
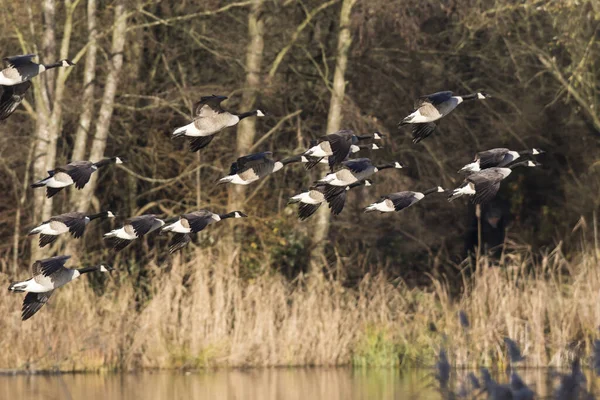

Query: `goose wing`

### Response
(183, 210, 214, 232)
(341, 158, 372, 174)
(3, 54, 37, 68)
(194, 95, 227, 117)
(475, 148, 509, 169)
(56, 161, 94, 189)
(387, 192, 420, 211)
(324, 130, 354, 166)
(467, 170, 504, 204)
(232, 152, 274, 178)
(128, 215, 160, 237)
(297, 202, 321, 221)
(21, 290, 54, 321)
(55, 212, 87, 238)
(0, 81, 31, 120)
(414, 91, 453, 108)
(327, 189, 348, 215)
(32, 255, 71, 278)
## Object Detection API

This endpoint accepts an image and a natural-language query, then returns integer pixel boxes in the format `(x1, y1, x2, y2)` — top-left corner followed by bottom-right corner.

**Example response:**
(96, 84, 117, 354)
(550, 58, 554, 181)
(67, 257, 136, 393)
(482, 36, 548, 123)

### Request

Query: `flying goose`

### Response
(316, 158, 406, 187)
(398, 91, 489, 143)
(217, 151, 295, 185)
(104, 214, 165, 251)
(364, 186, 445, 213)
(172, 95, 265, 152)
(8, 255, 112, 321)
(283, 143, 383, 170)
(31, 157, 124, 198)
(161, 210, 248, 253)
(448, 160, 540, 204)
(0, 54, 75, 86)
(301, 130, 384, 170)
(458, 147, 544, 174)
(29, 211, 115, 247)
(289, 180, 372, 220)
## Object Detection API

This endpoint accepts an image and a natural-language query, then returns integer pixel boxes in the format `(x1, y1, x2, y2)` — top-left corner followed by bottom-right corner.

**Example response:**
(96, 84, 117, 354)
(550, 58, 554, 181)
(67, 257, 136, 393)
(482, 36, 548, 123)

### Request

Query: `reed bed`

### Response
(0, 245, 598, 371)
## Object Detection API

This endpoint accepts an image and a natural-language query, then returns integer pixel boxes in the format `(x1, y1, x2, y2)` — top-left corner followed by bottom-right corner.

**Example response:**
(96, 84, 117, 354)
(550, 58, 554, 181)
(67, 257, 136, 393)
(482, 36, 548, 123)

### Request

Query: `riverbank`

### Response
(0, 245, 598, 371)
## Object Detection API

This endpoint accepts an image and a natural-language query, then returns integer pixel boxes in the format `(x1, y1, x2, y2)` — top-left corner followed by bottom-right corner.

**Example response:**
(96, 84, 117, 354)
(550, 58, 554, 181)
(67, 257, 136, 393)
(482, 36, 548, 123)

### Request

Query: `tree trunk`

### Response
(70, 0, 98, 163)
(308, 0, 357, 270)
(228, 0, 265, 214)
(74, 0, 128, 212)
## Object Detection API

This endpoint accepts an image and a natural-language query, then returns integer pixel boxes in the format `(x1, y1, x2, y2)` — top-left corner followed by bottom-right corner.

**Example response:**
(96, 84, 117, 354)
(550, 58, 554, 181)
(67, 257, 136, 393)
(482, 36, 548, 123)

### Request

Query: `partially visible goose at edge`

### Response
(283, 143, 383, 170)
(161, 210, 248, 253)
(365, 186, 445, 213)
(8, 255, 112, 321)
(217, 151, 295, 185)
(29, 210, 115, 247)
(448, 160, 541, 204)
(31, 157, 124, 198)
(398, 90, 489, 143)
(316, 158, 406, 187)
(172, 95, 265, 152)
(0, 54, 75, 120)
(299, 130, 384, 171)
(104, 214, 165, 251)
(458, 147, 544, 174)
(289, 180, 372, 220)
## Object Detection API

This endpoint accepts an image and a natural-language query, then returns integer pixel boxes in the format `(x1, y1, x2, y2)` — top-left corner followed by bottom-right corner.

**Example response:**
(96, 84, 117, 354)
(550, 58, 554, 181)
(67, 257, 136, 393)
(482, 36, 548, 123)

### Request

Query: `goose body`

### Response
(218, 152, 294, 185)
(302, 130, 383, 170)
(29, 211, 115, 247)
(284, 143, 383, 170)
(104, 214, 164, 251)
(365, 186, 444, 213)
(8, 255, 111, 320)
(162, 210, 247, 253)
(459, 147, 543, 174)
(399, 91, 489, 143)
(290, 180, 371, 220)
(449, 160, 540, 204)
(317, 158, 405, 187)
(0, 54, 75, 86)
(172, 95, 265, 152)
(31, 157, 123, 198)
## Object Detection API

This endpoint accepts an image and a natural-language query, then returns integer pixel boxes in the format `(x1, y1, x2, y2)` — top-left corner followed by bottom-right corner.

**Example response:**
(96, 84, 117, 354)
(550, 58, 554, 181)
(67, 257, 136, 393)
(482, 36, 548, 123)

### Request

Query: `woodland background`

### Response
(0, 0, 598, 370)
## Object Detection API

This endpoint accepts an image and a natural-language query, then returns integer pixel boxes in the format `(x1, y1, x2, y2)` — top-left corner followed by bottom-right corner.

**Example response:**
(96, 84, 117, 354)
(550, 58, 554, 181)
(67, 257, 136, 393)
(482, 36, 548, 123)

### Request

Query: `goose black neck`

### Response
(355, 135, 373, 141)
(238, 110, 257, 120)
(219, 212, 237, 219)
(461, 93, 479, 101)
(282, 155, 302, 164)
(93, 158, 113, 168)
(508, 161, 530, 169)
(77, 266, 98, 274)
(348, 181, 364, 189)
(423, 187, 439, 196)
(376, 164, 394, 170)
(43, 61, 63, 70)
(87, 211, 108, 220)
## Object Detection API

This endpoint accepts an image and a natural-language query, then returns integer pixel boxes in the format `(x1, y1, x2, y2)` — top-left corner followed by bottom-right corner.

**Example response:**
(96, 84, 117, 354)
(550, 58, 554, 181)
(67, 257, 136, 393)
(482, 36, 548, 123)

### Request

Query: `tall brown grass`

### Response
(0, 244, 598, 371)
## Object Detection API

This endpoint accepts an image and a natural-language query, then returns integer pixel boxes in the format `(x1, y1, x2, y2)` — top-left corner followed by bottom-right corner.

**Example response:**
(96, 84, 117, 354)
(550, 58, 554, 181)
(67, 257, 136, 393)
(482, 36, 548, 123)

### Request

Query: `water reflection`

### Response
(2, 368, 597, 400)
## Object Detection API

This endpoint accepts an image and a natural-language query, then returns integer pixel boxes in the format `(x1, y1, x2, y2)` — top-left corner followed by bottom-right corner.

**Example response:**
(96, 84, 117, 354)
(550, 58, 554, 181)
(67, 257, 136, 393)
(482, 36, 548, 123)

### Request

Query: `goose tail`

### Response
(30, 178, 49, 188)
(172, 123, 191, 139)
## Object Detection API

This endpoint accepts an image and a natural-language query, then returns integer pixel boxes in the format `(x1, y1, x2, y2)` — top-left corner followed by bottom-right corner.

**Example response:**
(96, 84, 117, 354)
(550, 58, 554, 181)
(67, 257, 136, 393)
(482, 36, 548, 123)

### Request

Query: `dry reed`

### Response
(0, 245, 598, 371)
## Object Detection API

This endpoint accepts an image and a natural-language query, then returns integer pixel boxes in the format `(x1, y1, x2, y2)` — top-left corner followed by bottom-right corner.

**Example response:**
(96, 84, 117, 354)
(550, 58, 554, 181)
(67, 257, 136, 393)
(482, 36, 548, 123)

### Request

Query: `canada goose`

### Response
(0, 54, 75, 86)
(217, 151, 295, 185)
(459, 147, 544, 174)
(510, 372, 535, 400)
(398, 91, 489, 143)
(104, 214, 164, 251)
(31, 157, 124, 198)
(364, 186, 445, 213)
(0, 81, 31, 120)
(8, 255, 112, 321)
(162, 210, 247, 253)
(448, 160, 540, 204)
(301, 130, 384, 170)
(171, 95, 265, 152)
(289, 180, 372, 220)
(316, 158, 405, 187)
(503, 337, 525, 363)
(29, 211, 115, 247)
(283, 143, 383, 170)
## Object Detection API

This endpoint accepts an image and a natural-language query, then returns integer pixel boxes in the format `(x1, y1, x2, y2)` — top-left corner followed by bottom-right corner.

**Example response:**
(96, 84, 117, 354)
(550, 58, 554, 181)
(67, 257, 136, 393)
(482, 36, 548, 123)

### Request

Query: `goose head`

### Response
(233, 211, 248, 218)
(477, 92, 490, 100)
(61, 59, 76, 67)
(98, 264, 114, 273)
(256, 109, 266, 117)
(373, 132, 384, 140)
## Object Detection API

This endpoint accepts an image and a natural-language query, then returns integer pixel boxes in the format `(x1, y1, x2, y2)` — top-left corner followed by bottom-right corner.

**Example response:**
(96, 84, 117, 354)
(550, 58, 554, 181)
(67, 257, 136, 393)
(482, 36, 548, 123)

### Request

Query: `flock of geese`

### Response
(1, 54, 543, 324)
